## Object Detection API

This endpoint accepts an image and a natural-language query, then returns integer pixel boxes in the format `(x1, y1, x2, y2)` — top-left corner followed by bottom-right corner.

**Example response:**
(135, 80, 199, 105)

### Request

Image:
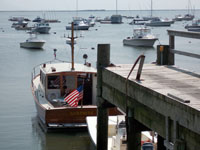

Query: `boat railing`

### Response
(31, 59, 69, 85)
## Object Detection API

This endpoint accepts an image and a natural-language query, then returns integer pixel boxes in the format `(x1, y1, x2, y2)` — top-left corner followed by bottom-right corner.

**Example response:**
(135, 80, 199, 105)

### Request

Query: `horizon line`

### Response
(0, 8, 199, 12)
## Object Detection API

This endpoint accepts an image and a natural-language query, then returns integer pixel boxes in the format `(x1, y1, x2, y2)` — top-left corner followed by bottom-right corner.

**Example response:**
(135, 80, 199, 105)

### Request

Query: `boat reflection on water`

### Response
(31, 116, 95, 150)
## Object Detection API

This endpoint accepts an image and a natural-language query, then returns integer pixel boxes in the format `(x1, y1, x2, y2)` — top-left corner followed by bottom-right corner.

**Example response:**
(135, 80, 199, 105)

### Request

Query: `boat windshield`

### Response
(133, 28, 151, 37)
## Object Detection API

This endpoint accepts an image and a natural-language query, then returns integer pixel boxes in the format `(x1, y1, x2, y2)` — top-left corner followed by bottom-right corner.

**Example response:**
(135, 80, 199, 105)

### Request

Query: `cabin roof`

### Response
(40, 62, 96, 74)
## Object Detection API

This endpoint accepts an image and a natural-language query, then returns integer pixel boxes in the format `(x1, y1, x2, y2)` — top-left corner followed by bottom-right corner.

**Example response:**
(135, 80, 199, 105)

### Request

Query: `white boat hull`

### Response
(20, 41, 45, 49)
(66, 25, 89, 30)
(123, 38, 157, 47)
(145, 22, 171, 26)
(33, 27, 51, 34)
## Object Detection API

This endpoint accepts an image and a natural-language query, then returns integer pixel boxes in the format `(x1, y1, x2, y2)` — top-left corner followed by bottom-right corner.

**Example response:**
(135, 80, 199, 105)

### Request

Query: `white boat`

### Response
(66, 17, 90, 30)
(66, 38, 77, 45)
(86, 116, 157, 150)
(20, 34, 45, 49)
(123, 28, 158, 47)
(145, 17, 172, 27)
(11, 20, 28, 28)
(32, 20, 51, 34)
(185, 19, 200, 29)
(173, 14, 194, 21)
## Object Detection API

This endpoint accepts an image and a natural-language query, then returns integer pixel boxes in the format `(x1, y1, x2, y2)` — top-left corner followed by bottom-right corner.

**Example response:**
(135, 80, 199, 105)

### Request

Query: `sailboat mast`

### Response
(76, 0, 78, 17)
(116, 0, 118, 15)
(71, 22, 75, 70)
(151, 0, 153, 17)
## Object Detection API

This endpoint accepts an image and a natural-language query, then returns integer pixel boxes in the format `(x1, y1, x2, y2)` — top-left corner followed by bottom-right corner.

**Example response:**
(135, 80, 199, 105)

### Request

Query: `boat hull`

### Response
(32, 86, 120, 129)
(123, 38, 157, 47)
(66, 25, 89, 30)
(145, 21, 172, 27)
(33, 27, 51, 34)
(187, 28, 200, 32)
(20, 41, 45, 49)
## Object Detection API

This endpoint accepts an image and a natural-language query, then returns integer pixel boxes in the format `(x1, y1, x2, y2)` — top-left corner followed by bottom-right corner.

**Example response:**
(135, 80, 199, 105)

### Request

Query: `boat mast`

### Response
(71, 22, 75, 70)
(76, 0, 78, 17)
(116, 0, 118, 15)
(150, 0, 153, 17)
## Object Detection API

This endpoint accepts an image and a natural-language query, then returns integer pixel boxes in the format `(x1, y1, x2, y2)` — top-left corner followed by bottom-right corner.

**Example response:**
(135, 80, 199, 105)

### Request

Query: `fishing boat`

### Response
(32, 20, 51, 34)
(123, 27, 158, 47)
(66, 17, 90, 30)
(20, 33, 45, 49)
(31, 23, 120, 131)
(145, 17, 173, 27)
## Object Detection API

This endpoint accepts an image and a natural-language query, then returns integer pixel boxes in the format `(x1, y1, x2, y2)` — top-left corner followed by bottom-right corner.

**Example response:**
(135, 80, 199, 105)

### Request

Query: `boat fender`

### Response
(48, 92, 58, 101)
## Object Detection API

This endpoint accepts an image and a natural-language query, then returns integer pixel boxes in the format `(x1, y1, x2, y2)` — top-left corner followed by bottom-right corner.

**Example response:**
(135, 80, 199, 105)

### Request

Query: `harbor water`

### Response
(0, 10, 200, 150)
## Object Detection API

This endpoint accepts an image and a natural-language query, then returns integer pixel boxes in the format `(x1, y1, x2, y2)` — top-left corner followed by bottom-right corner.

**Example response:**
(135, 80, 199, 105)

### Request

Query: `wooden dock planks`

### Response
(106, 64, 200, 109)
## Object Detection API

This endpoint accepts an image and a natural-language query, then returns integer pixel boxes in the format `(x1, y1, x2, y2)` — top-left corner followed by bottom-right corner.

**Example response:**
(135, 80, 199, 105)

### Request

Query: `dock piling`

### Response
(96, 44, 110, 150)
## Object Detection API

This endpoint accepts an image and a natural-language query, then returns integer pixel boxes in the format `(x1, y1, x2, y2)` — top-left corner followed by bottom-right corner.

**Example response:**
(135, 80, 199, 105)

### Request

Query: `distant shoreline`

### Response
(0, 9, 200, 12)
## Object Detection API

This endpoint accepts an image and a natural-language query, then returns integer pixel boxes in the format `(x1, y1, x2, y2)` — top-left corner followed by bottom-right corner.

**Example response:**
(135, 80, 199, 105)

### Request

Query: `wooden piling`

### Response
(96, 44, 110, 150)
(157, 45, 174, 65)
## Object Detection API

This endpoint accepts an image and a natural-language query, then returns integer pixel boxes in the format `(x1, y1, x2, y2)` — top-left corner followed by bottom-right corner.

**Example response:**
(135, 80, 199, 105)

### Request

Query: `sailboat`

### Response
(142, 0, 157, 21)
(173, 0, 194, 21)
(31, 22, 120, 131)
(110, 0, 123, 24)
(66, 0, 90, 30)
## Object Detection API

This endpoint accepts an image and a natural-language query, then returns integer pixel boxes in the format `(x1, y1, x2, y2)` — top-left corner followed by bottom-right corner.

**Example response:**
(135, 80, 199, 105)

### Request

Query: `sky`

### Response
(0, 0, 199, 11)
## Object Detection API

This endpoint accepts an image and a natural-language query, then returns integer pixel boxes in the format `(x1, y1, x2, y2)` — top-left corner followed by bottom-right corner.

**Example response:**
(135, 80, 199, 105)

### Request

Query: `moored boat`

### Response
(20, 33, 45, 49)
(145, 17, 173, 27)
(66, 17, 90, 30)
(86, 116, 157, 150)
(32, 20, 51, 34)
(123, 27, 158, 47)
(31, 23, 120, 131)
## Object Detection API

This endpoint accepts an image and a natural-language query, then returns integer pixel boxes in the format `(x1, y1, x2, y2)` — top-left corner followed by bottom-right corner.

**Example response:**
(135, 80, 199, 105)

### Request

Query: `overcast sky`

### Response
(0, 0, 199, 11)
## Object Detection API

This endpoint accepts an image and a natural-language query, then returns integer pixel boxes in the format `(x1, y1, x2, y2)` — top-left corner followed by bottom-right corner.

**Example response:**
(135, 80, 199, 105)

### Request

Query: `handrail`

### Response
(171, 49, 200, 59)
(168, 30, 200, 60)
(125, 54, 145, 144)
(31, 59, 70, 84)
(126, 55, 145, 81)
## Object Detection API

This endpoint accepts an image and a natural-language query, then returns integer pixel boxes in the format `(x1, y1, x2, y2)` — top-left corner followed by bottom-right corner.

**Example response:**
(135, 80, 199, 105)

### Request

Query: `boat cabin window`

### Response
(48, 75, 60, 89)
(62, 75, 76, 93)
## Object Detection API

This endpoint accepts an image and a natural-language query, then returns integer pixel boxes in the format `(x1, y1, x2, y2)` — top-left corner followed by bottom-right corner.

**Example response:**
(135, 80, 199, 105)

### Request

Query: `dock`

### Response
(96, 30, 200, 150)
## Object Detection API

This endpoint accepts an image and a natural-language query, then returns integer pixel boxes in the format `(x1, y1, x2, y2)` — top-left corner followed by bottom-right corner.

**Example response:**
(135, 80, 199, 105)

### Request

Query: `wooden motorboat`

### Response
(31, 23, 120, 131)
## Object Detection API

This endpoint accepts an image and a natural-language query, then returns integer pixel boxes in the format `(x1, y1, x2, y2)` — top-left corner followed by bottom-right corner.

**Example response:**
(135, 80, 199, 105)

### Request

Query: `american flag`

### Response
(64, 85, 83, 107)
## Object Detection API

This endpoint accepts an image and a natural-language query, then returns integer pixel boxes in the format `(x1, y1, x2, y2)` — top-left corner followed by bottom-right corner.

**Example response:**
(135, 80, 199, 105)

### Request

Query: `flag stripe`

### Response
(64, 85, 83, 107)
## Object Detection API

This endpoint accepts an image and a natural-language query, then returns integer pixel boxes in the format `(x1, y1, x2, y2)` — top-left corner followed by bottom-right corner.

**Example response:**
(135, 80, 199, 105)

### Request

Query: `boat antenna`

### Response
(54, 49, 57, 59)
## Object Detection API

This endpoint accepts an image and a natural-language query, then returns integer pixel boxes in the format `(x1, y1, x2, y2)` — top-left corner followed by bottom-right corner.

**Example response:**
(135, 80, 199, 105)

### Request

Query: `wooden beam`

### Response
(171, 49, 200, 59)
(168, 30, 200, 39)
